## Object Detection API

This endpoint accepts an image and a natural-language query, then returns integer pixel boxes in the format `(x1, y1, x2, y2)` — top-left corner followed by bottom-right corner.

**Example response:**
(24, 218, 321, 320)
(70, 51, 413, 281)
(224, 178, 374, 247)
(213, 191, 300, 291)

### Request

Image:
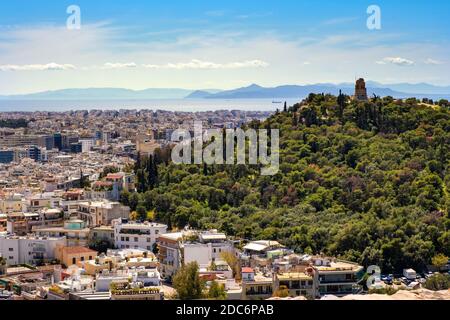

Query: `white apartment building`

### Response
(0, 235, 66, 265)
(95, 267, 161, 292)
(113, 219, 167, 251)
(184, 231, 235, 265)
(158, 230, 235, 279)
(79, 139, 95, 153)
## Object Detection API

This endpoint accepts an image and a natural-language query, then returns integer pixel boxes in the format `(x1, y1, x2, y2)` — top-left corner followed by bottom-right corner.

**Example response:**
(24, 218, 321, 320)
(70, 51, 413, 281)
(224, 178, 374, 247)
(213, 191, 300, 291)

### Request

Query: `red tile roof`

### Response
(106, 173, 124, 180)
(242, 267, 254, 273)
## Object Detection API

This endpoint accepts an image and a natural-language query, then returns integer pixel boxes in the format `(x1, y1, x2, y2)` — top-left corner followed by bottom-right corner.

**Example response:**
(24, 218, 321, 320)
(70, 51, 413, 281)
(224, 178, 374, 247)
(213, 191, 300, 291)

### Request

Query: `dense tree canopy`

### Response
(124, 94, 450, 273)
(0, 118, 29, 128)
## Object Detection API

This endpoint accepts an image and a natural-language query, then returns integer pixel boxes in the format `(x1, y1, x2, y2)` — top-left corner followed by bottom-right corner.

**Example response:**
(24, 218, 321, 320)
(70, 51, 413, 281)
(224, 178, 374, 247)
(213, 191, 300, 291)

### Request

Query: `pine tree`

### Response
(292, 113, 298, 127)
(135, 152, 141, 172)
(79, 169, 86, 188)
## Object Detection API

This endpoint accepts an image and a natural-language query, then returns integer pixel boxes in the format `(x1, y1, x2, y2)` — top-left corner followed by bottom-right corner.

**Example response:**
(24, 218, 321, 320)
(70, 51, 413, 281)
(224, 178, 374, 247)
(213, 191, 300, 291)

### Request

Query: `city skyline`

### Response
(0, 0, 449, 95)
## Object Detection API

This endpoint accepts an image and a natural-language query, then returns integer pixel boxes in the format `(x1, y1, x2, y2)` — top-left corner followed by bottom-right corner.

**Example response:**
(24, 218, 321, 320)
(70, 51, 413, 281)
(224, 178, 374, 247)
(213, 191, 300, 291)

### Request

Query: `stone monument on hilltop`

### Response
(354, 78, 368, 101)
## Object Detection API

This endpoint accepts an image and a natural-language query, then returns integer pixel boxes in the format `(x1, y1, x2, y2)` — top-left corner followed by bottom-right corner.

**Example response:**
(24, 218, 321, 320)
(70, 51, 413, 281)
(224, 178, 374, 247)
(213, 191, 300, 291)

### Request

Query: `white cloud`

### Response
(424, 58, 443, 65)
(142, 59, 269, 70)
(0, 22, 449, 94)
(0, 63, 76, 71)
(376, 57, 415, 66)
(102, 62, 137, 69)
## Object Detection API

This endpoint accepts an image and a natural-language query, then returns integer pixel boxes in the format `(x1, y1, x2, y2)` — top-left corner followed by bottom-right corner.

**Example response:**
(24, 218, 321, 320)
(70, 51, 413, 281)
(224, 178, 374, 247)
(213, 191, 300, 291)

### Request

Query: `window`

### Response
(213, 248, 216, 253)
(121, 237, 125, 241)
(8, 248, 13, 252)
(89, 256, 92, 260)
(8, 256, 13, 260)
(155, 230, 159, 235)
(81, 257, 85, 261)
(72, 257, 76, 264)
(147, 238, 151, 242)
(126, 237, 129, 241)
(134, 237, 138, 242)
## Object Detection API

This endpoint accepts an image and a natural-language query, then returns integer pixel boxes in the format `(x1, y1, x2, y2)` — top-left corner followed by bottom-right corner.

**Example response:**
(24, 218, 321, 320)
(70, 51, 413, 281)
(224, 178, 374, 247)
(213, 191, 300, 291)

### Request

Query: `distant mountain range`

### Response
(1, 83, 449, 100)
(190, 83, 450, 100)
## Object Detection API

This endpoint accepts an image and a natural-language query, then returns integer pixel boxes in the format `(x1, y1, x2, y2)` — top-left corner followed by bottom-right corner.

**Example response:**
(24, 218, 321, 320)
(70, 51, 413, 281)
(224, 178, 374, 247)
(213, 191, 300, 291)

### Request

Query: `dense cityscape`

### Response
(0, 80, 449, 301)
(1, 2, 449, 316)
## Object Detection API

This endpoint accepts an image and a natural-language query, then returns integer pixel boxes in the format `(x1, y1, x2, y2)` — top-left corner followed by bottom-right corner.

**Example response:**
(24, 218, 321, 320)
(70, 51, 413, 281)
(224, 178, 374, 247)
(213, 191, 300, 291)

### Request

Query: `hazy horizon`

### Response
(1, 0, 449, 95)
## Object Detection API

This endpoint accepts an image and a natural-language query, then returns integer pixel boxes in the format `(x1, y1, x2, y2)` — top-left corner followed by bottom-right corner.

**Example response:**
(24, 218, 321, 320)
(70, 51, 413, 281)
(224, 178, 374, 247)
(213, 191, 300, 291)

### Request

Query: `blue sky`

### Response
(0, 0, 449, 94)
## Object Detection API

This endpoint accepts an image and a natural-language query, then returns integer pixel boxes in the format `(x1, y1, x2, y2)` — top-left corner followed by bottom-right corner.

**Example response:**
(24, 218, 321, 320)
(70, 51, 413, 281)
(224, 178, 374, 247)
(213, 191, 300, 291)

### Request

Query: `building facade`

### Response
(113, 219, 167, 251)
(0, 235, 66, 265)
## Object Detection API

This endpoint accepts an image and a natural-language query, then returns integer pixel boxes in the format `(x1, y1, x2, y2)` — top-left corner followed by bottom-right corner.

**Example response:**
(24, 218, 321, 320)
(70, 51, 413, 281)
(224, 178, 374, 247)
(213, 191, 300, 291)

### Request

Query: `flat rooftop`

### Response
(315, 261, 363, 273)
(277, 272, 312, 281)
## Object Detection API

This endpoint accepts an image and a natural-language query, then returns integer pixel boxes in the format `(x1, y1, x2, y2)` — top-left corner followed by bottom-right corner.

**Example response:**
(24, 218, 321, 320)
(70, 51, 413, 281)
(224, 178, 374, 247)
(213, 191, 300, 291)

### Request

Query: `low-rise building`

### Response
(0, 235, 66, 265)
(33, 219, 90, 247)
(55, 246, 98, 267)
(0, 193, 24, 213)
(311, 257, 364, 297)
(90, 225, 115, 247)
(157, 232, 183, 279)
(80, 249, 157, 276)
(77, 200, 130, 227)
(183, 230, 235, 265)
(241, 267, 274, 300)
(113, 219, 167, 251)
(275, 271, 316, 299)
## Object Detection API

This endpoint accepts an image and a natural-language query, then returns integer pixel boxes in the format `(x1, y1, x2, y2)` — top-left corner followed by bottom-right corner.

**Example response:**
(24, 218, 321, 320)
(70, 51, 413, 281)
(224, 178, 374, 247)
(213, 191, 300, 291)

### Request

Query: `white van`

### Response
(403, 268, 417, 280)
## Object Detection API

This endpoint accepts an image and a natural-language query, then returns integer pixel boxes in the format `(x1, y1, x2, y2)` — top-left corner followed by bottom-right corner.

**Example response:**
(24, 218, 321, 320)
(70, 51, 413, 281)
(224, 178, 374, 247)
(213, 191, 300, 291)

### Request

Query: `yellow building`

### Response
(0, 194, 24, 214)
(82, 256, 113, 275)
(55, 245, 98, 267)
(241, 268, 274, 300)
(275, 271, 317, 299)
(136, 135, 161, 157)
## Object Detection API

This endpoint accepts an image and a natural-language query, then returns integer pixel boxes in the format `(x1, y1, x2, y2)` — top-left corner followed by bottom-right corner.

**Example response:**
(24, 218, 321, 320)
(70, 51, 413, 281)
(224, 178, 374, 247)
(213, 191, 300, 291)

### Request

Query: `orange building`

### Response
(55, 245, 98, 267)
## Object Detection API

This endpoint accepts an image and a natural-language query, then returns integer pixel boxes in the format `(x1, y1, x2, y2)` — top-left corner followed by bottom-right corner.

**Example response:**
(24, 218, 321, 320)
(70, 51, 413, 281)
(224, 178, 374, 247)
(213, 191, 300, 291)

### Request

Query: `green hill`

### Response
(124, 93, 450, 273)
